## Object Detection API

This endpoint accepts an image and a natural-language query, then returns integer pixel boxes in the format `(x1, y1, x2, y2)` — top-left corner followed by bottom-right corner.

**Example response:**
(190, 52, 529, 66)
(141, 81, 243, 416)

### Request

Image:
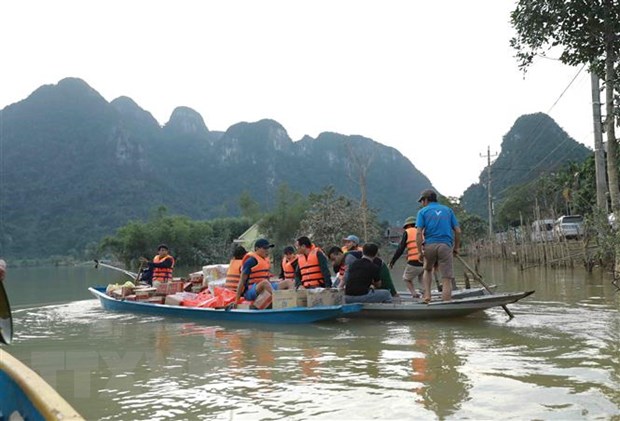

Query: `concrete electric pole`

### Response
(591, 72, 609, 211)
(481, 146, 498, 241)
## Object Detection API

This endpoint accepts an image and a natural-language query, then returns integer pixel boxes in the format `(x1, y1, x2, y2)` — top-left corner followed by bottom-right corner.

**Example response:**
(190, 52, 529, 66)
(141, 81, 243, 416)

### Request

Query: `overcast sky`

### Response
(0, 0, 594, 198)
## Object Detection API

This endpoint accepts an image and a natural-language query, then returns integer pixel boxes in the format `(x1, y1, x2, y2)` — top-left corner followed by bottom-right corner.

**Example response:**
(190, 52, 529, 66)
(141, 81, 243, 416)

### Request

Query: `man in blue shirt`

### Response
(415, 189, 461, 302)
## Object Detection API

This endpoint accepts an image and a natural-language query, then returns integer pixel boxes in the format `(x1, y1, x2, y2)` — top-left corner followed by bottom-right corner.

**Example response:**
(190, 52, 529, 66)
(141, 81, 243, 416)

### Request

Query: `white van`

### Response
(554, 215, 584, 239)
(531, 219, 555, 242)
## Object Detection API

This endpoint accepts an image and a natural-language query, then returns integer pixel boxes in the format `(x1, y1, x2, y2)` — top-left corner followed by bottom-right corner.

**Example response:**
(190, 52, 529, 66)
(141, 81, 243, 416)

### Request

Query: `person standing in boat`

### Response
(278, 246, 298, 282)
(294, 236, 332, 289)
(224, 246, 247, 293)
(388, 216, 424, 298)
(139, 244, 175, 286)
(415, 189, 461, 302)
(234, 239, 294, 308)
(344, 243, 392, 304)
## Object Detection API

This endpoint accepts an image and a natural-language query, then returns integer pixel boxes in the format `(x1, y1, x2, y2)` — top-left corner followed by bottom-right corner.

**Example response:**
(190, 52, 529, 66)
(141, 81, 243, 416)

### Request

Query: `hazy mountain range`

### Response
(0, 78, 434, 258)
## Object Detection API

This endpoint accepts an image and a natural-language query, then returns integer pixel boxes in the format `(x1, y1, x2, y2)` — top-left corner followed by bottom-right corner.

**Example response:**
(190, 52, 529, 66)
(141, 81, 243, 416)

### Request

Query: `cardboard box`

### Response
(273, 289, 308, 309)
(306, 288, 344, 307)
(236, 303, 253, 310)
(134, 287, 157, 299)
(138, 296, 165, 304)
(155, 281, 184, 296)
(253, 291, 272, 310)
(164, 293, 194, 306)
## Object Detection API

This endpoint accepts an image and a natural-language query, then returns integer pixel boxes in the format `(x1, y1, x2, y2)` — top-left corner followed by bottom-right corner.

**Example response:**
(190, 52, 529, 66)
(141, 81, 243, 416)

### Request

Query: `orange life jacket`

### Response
(152, 255, 175, 282)
(298, 245, 326, 288)
(242, 252, 271, 286)
(281, 255, 297, 280)
(406, 227, 420, 262)
(225, 258, 244, 292)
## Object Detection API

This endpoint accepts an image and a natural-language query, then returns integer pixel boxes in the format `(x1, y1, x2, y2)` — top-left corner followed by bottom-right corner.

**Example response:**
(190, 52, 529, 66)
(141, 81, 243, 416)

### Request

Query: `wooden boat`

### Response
(396, 285, 495, 301)
(89, 287, 362, 324)
(353, 290, 535, 320)
(0, 348, 83, 420)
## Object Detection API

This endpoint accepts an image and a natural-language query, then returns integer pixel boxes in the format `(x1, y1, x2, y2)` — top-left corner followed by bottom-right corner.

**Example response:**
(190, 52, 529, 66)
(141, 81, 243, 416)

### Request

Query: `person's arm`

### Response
(317, 252, 332, 288)
(453, 226, 462, 255)
(278, 262, 285, 280)
(451, 210, 461, 254)
(294, 262, 302, 288)
(416, 229, 425, 263)
(150, 257, 173, 269)
(389, 232, 408, 268)
(370, 263, 382, 288)
(234, 257, 256, 305)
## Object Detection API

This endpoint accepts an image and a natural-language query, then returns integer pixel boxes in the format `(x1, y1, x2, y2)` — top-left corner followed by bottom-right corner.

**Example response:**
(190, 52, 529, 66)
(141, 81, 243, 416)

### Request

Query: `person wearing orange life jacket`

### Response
(278, 246, 298, 281)
(294, 236, 332, 289)
(139, 244, 175, 285)
(224, 246, 247, 293)
(233, 238, 294, 307)
(389, 216, 424, 298)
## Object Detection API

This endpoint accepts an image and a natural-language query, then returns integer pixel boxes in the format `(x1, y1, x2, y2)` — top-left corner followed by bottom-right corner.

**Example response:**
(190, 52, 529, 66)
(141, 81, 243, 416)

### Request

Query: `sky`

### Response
(0, 0, 595, 198)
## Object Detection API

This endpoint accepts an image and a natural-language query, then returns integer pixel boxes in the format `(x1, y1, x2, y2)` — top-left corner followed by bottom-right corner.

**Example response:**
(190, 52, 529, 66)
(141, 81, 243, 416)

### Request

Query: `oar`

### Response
(93, 260, 137, 279)
(0, 262, 13, 344)
(456, 255, 514, 319)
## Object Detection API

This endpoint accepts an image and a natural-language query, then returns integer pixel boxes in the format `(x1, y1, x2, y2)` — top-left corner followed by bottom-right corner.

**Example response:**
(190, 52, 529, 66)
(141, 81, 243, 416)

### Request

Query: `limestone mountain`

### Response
(0, 78, 433, 258)
(461, 113, 591, 220)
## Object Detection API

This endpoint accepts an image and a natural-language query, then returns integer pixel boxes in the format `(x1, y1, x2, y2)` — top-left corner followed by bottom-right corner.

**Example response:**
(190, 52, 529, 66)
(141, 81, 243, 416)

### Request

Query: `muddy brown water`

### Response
(2, 260, 619, 420)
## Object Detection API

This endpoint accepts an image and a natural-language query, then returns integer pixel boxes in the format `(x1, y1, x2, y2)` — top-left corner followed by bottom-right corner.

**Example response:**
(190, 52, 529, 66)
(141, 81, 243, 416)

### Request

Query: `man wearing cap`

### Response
(342, 234, 362, 253)
(139, 244, 175, 285)
(235, 238, 294, 307)
(415, 189, 461, 302)
(388, 216, 424, 298)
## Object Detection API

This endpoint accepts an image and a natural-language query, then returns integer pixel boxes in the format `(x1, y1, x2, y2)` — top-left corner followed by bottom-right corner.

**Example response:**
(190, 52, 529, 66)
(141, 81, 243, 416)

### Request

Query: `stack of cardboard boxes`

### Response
(272, 288, 344, 309)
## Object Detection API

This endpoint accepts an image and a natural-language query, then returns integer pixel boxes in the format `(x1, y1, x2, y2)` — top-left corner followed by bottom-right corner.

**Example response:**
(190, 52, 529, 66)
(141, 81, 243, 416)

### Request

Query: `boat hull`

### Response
(89, 287, 361, 324)
(356, 291, 535, 320)
(0, 349, 82, 420)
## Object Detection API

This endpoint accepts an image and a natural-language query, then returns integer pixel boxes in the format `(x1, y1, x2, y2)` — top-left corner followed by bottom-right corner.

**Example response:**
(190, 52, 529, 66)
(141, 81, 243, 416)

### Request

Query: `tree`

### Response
(297, 186, 382, 248)
(259, 184, 308, 254)
(510, 0, 620, 219)
(346, 139, 375, 240)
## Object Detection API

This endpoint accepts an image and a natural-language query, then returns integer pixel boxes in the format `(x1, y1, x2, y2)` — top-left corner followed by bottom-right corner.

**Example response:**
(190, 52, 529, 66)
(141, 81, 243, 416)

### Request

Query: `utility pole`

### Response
(480, 146, 498, 241)
(591, 72, 608, 211)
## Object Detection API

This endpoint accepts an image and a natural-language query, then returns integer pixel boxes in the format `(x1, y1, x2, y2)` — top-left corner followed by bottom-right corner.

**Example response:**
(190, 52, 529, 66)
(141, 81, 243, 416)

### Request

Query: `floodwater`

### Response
(2, 260, 619, 420)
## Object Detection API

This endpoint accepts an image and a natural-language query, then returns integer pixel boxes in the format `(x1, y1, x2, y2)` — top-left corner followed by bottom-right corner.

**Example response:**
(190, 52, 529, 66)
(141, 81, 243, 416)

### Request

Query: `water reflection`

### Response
(3, 261, 620, 420)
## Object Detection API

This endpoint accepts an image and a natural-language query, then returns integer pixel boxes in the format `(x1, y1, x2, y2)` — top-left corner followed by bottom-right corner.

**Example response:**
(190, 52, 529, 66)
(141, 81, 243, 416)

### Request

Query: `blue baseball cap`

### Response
(342, 235, 360, 244)
(255, 238, 275, 249)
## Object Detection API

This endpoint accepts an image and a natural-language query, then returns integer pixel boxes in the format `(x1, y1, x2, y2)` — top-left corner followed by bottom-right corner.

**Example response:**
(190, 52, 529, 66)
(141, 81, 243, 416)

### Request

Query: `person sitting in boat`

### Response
(224, 246, 247, 293)
(234, 239, 294, 308)
(139, 244, 175, 286)
(294, 236, 332, 289)
(279, 246, 298, 282)
(327, 245, 361, 289)
(341, 234, 362, 253)
(388, 216, 424, 298)
(329, 245, 397, 296)
(344, 242, 392, 304)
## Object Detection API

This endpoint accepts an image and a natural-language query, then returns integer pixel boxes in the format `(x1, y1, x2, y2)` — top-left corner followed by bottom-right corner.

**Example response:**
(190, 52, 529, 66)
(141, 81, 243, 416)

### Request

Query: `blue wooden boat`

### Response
(89, 287, 362, 324)
(0, 349, 83, 420)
